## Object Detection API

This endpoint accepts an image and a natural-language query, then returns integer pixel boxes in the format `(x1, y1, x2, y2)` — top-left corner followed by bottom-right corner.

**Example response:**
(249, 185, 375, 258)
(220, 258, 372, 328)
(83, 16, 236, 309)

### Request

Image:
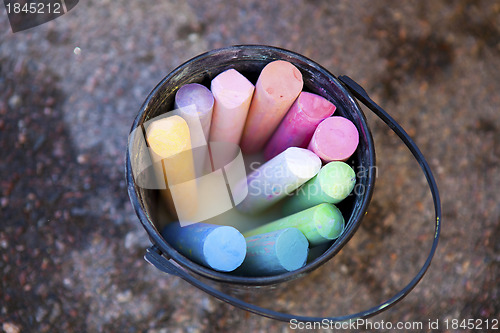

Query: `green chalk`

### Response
(243, 203, 345, 246)
(282, 161, 356, 216)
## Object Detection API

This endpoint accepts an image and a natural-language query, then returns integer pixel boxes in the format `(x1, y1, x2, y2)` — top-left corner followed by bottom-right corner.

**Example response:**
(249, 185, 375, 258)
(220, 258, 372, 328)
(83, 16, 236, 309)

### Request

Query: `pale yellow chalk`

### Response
(145, 115, 198, 223)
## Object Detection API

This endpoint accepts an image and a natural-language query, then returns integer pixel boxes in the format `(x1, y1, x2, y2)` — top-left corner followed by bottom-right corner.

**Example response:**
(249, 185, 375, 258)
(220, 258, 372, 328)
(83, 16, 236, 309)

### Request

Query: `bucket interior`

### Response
(126, 45, 376, 286)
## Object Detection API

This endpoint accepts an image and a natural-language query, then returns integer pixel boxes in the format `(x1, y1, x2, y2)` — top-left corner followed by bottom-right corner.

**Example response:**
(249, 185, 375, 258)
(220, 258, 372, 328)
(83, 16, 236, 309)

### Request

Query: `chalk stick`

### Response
(209, 69, 255, 145)
(308, 116, 359, 162)
(240, 60, 303, 154)
(263, 92, 336, 160)
(235, 147, 321, 215)
(282, 161, 356, 215)
(174, 83, 214, 141)
(161, 222, 246, 272)
(202, 197, 284, 233)
(237, 228, 309, 276)
(175, 84, 214, 177)
(243, 203, 344, 246)
(145, 115, 197, 224)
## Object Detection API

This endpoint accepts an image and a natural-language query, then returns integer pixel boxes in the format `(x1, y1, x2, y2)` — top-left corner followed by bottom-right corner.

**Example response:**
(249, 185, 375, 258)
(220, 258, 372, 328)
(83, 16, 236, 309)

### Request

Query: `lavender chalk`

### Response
(175, 83, 215, 177)
(237, 228, 309, 276)
(161, 222, 246, 272)
(174, 83, 214, 141)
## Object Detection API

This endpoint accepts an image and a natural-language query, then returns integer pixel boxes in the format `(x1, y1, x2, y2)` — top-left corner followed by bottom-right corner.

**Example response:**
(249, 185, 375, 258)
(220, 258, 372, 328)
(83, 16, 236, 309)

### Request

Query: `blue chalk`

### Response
(161, 222, 246, 272)
(237, 228, 309, 276)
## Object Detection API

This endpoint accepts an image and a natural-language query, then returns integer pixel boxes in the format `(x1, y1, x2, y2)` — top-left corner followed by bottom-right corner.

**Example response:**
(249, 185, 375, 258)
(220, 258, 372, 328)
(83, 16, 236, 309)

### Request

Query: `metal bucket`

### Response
(125, 45, 441, 322)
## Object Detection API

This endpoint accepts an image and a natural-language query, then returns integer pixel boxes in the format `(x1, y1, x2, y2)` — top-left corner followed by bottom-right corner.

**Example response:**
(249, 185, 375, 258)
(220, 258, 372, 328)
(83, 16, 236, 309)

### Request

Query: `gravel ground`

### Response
(1, 0, 499, 332)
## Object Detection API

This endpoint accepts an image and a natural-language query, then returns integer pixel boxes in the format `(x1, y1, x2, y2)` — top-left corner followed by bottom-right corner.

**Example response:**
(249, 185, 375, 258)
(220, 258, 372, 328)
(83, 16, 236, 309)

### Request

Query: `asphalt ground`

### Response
(1, 1, 499, 332)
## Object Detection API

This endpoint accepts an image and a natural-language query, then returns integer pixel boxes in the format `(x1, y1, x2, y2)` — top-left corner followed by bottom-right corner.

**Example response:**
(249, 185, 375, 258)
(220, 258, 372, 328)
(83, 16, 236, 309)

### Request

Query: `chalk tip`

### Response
(259, 61, 303, 99)
(299, 92, 337, 120)
(310, 116, 359, 162)
(175, 83, 214, 111)
(204, 226, 246, 272)
(283, 147, 322, 179)
(145, 115, 191, 157)
(211, 69, 254, 107)
(319, 161, 356, 202)
(313, 203, 345, 242)
(276, 228, 309, 271)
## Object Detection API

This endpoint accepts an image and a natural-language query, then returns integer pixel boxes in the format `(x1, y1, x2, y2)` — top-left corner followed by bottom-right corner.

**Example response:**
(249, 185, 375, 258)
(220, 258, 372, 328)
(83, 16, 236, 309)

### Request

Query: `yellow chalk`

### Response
(145, 115, 198, 223)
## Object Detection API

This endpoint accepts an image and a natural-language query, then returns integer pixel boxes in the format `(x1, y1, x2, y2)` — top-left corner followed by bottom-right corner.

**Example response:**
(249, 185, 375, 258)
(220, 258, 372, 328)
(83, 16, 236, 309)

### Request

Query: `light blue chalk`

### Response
(237, 228, 309, 276)
(161, 222, 246, 272)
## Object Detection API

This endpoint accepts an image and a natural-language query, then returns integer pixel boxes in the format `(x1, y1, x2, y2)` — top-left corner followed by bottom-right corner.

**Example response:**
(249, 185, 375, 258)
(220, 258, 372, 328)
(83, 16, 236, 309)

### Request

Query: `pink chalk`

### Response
(308, 116, 359, 162)
(209, 69, 255, 145)
(240, 60, 303, 154)
(263, 92, 336, 160)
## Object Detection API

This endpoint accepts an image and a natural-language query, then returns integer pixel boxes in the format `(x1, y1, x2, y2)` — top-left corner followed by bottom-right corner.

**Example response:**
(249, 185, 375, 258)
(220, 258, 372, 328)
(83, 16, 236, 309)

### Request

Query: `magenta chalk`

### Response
(308, 116, 359, 162)
(263, 92, 336, 160)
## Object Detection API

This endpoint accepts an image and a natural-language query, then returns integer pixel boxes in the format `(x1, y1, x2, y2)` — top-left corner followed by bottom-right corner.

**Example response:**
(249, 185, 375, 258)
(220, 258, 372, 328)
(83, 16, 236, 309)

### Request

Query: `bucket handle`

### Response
(144, 75, 442, 322)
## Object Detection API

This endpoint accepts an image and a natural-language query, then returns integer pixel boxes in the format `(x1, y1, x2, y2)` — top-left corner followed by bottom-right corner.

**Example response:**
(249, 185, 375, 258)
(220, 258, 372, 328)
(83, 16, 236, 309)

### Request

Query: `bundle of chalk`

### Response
(147, 60, 360, 276)
(161, 222, 309, 275)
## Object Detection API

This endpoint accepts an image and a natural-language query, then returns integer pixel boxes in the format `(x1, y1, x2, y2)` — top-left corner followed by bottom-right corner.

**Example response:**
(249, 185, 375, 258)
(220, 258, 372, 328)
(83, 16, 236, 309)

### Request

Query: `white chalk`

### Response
(235, 147, 321, 215)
